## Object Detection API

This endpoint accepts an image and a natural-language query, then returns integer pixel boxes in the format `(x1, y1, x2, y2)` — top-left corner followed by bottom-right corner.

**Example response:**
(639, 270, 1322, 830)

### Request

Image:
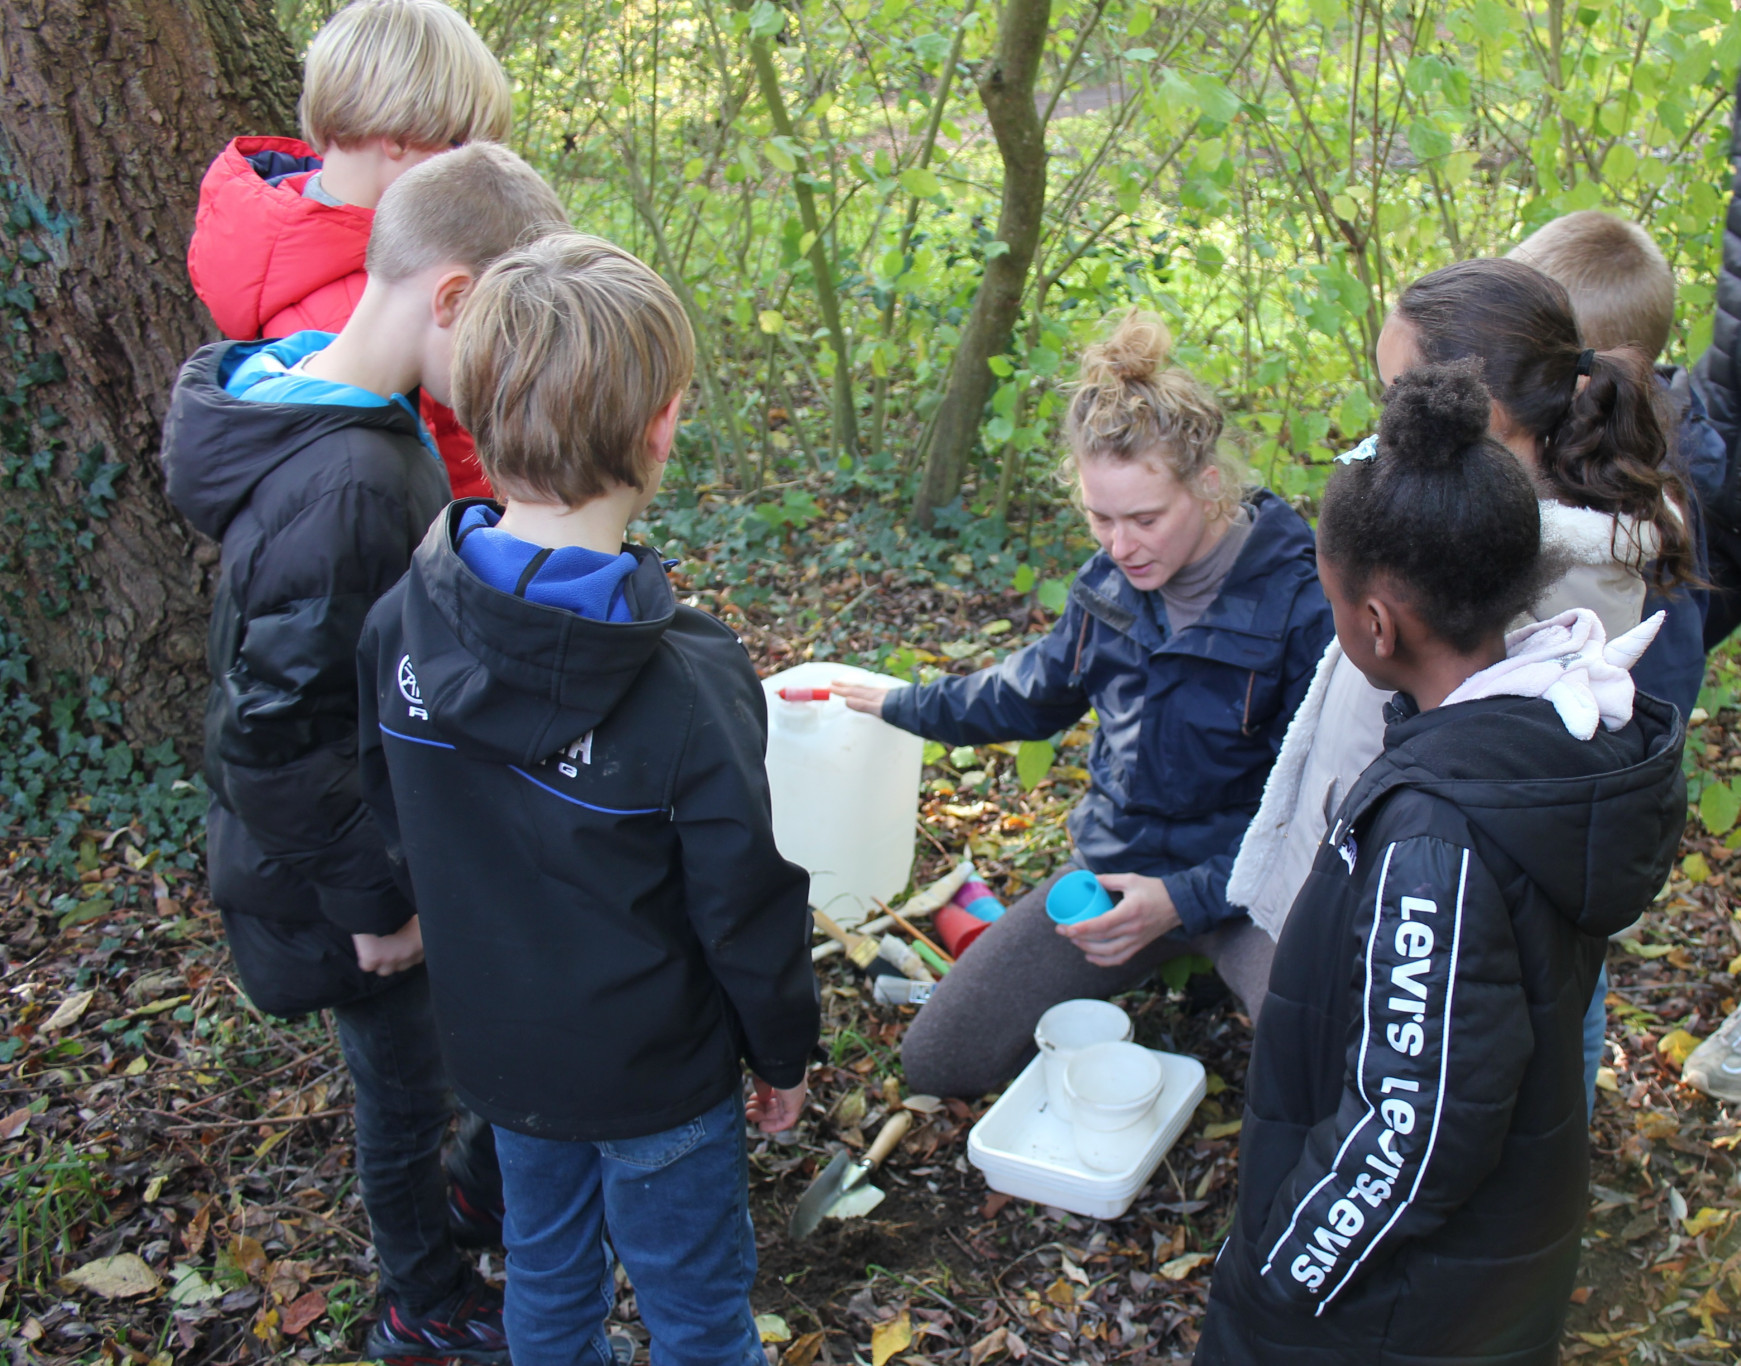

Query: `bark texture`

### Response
(0, 0, 299, 752)
(912, 0, 1051, 528)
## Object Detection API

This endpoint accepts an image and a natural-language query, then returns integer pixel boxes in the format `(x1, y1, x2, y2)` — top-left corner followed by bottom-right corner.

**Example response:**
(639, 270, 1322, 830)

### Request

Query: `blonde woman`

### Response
(836, 312, 1333, 1097)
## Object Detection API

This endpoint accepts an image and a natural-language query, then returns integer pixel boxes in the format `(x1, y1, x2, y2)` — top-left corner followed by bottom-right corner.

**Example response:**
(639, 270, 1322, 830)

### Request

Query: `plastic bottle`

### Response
(761, 662, 924, 928)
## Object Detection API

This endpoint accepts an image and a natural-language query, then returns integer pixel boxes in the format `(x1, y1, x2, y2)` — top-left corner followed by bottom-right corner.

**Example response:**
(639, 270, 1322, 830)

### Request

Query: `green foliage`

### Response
(299, 0, 1734, 521)
(1700, 776, 1741, 836)
(1015, 737, 1057, 789)
(0, 619, 206, 879)
(2, 1142, 112, 1288)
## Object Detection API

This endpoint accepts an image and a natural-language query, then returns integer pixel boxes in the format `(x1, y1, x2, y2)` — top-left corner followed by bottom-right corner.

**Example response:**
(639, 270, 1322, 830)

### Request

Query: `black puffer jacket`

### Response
(1198, 692, 1684, 1366)
(162, 341, 448, 1016)
(1694, 67, 1741, 522)
(357, 505, 819, 1142)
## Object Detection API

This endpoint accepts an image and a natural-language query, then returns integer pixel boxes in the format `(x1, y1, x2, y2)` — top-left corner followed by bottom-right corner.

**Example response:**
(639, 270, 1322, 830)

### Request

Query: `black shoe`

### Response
(364, 1277, 509, 1364)
(446, 1173, 505, 1249)
(445, 1116, 506, 1249)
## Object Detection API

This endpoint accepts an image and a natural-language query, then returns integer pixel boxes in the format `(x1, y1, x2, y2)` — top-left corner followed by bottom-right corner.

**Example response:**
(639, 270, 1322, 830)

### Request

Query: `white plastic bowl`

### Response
(1033, 999, 1133, 1121)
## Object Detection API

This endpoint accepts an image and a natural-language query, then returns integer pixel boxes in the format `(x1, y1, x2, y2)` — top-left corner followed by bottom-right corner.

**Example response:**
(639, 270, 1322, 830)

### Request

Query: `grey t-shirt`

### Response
(302, 171, 344, 207)
(1157, 504, 1252, 633)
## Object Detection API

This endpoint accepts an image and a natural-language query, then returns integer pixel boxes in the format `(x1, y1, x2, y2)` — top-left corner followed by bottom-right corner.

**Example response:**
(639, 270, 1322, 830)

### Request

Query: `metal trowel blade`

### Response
(788, 1150, 857, 1241)
(824, 1182, 886, 1221)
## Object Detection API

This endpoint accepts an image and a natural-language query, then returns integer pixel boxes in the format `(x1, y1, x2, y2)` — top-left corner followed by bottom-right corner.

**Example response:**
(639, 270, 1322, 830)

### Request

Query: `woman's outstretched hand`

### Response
(832, 680, 889, 717)
(1057, 873, 1181, 967)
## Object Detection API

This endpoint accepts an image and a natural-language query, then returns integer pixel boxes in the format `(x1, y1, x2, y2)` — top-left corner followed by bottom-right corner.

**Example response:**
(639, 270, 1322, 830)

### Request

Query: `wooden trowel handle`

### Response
(813, 910, 859, 949)
(864, 1110, 912, 1170)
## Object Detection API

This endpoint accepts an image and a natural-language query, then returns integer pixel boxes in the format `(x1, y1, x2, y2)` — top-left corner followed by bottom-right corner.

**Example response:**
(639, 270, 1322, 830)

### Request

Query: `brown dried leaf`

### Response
(281, 1289, 326, 1336)
(783, 1331, 825, 1366)
(0, 1108, 30, 1141)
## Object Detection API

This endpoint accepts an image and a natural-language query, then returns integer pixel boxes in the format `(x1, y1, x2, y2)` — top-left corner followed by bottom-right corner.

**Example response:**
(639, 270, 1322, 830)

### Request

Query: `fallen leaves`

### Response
(40, 987, 94, 1031)
(870, 1309, 912, 1365)
(60, 1253, 161, 1299)
(0, 1107, 31, 1140)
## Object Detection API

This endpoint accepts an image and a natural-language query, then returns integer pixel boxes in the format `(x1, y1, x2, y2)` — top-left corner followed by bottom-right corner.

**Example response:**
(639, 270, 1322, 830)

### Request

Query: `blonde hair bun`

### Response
(1078, 310, 1173, 387)
(1061, 310, 1243, 517)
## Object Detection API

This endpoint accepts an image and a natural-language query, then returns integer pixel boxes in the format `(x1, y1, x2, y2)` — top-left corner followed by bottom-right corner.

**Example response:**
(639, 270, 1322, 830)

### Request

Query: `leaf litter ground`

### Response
(3, 517, 1741, 1364)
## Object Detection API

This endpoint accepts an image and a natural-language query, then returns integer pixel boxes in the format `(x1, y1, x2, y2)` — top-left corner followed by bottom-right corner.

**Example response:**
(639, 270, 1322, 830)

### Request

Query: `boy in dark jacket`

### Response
(163, 144, 566, 1364)
(357, 232, 819, 1366)
(1197, 366, 1685, 1365)
(1510, 209, 1721, 715)
(188, 0, 511, 498)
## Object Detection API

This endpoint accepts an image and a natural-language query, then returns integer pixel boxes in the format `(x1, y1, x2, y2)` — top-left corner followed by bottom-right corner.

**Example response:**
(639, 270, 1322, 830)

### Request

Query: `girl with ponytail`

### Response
(832, 310, 1334, 1099)
(1231, 257, 1693, 944)
(1200, 363, 1685, 1366)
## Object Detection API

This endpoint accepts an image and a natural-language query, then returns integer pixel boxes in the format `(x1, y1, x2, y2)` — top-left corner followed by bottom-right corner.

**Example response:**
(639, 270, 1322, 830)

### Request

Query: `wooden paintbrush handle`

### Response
(864, 1110, 912, 1170)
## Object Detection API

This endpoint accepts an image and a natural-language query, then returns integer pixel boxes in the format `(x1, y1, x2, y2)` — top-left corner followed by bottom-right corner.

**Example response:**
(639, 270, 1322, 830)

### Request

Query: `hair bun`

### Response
(1377, 359, 1493, 471)
(1078, 309, 1173, 387)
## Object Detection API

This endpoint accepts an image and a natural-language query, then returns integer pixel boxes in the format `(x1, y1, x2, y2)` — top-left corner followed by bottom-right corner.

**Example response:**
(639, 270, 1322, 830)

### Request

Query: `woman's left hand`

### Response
(1058, 873, 1181, 967)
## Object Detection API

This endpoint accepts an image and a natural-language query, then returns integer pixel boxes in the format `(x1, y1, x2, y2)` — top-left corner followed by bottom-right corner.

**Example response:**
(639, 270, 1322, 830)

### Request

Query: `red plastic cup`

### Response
(935, 901, 993, 957)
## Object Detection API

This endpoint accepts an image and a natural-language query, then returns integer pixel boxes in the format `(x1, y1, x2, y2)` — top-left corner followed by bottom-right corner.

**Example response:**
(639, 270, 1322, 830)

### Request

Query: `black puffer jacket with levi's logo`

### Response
(1197, 691, 1684, 1366)
(357, 502, 819, 1142)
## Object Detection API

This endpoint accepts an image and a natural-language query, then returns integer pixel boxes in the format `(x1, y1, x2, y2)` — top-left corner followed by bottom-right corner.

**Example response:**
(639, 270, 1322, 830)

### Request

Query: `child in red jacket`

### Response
(187, 0, 510, 499)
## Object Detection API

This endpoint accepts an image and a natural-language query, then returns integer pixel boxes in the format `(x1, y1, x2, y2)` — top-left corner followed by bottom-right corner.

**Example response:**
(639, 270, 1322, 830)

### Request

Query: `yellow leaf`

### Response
(1044, 1276, 1076, 1305)
(1202, 1119, 1243, 1140)
(870, 1310, 912, 1365)
(758, 310, 785, 335)
(254, 1129, 289, 1159)
(783, 1332, 825, 1366)
(1659, 1029, 1702, 1068)
(1158, 1250, 1214, 1280)
(1636, 1110, 1679, 1140)
(1595, 1066, 1618, 1093)
(1686, 1206, 1731, 1238)
(60, 1253, 162, 1299)
(42, 989, 95, 1032)
(124, 1056, 148, 1076)
(1684, 852, 1711, 884)
(756, 1313, 791, 1344)
(144, 1174, 166, 1203)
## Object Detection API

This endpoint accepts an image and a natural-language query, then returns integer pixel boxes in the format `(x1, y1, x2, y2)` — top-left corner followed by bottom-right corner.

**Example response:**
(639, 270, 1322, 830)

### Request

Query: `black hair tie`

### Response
(1575, 348, 1596, 376)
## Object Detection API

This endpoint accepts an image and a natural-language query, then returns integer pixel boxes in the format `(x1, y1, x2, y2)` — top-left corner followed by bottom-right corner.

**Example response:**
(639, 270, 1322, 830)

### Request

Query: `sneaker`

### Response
(608, 1331, 636, 1365)
(446, 1173, 505, 1249)
(364, 1277, 510, 1365)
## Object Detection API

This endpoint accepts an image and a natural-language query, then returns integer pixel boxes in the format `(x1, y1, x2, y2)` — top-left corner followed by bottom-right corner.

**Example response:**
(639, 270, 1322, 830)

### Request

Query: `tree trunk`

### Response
(912, 0, 1050, 529)
(0, 0, 300, 754)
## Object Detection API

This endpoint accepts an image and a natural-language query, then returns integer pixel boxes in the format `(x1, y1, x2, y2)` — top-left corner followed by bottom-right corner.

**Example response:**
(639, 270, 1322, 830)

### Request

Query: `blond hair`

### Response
(453, 233, 697, 504)
(1060, 310, 1242, 517)
(1508, 211, 1675, 360)
(300, 0, 511, 153)
(366, 143, 567, 282)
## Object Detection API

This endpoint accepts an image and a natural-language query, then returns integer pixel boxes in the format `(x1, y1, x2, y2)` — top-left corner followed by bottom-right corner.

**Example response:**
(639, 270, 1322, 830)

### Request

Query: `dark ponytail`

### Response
(1395, 258, 1694, 587)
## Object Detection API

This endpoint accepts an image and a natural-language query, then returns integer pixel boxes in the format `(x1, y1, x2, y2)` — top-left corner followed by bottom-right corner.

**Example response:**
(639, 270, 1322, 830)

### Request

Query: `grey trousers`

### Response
(900, 860, 1275, 1099)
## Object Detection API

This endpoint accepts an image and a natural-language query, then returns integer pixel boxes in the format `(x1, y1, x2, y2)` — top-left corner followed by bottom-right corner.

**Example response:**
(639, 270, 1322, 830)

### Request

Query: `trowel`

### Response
(788, 1110, 912, 1241)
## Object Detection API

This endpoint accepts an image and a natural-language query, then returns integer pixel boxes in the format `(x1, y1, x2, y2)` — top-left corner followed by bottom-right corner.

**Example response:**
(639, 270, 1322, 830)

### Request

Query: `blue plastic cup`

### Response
(1046, 869, 1114, 925)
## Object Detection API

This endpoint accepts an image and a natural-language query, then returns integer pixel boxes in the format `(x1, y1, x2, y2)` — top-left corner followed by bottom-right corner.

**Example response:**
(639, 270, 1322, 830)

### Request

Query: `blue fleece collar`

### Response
(221, 332, 437, 458)
(454, 504, 638, 623)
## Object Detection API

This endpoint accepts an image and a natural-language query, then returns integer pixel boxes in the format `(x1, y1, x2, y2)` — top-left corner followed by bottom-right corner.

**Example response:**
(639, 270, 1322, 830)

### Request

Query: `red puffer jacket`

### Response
(187, 135, 491, 499)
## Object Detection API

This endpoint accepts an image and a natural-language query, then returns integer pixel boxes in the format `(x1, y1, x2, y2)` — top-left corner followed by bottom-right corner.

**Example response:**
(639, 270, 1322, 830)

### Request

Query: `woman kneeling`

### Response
(836, 311, 1333, 1098)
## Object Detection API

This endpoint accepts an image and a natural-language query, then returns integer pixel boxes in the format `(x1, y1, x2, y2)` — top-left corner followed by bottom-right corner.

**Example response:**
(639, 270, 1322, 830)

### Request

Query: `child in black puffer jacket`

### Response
(1197, 364, 1686, 1365)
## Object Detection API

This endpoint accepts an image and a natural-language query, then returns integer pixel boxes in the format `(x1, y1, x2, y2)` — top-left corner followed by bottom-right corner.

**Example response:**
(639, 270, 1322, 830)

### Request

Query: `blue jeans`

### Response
(493, 1092, 762, 1366)
(1582, 962, 1609, 1121)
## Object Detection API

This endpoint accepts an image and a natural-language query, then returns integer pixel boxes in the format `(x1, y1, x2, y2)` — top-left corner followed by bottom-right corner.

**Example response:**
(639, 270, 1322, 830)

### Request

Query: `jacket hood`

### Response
(162, 341, 423, 540)
(396, 502, 678, 766)
(189, 137, 371, 340)
(1341, 691, 1686, 937)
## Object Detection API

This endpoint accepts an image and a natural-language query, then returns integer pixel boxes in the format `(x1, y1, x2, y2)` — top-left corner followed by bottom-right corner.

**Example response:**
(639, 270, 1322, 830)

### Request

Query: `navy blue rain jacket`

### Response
(881, 490, 1333, 936)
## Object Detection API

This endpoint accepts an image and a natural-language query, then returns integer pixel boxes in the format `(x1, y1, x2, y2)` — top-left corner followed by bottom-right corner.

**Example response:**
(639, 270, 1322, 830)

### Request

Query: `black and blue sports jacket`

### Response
(1197, 691, 1685, 1366)
(357, 503, 819, 1143)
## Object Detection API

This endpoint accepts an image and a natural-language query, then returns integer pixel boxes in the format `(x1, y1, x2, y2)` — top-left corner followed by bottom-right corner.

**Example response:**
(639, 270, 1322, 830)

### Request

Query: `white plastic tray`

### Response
(967, 1047, 1206, 1220)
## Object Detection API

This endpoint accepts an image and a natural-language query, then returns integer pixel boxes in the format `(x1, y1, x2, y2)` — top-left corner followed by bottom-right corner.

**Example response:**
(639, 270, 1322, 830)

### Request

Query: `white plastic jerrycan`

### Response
(760, 661, 924, 928)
